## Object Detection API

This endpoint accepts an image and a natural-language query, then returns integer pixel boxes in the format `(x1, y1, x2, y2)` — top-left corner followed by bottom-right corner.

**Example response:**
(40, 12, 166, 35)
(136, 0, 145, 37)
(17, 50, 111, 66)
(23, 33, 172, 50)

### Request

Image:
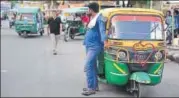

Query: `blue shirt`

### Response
(174, 15, 179, 29)
(83, 14, 107, 48)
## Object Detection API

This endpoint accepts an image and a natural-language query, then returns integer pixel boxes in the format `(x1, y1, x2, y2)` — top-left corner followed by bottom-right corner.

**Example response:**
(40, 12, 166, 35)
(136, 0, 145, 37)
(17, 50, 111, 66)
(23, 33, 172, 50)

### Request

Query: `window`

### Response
(109, 15, 164, 40)
(17, 13, 34, 21)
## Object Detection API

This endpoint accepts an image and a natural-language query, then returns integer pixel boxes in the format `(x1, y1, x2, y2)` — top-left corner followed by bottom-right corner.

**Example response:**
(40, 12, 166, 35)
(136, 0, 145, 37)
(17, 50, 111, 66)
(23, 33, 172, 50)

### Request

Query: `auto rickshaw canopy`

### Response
(100, 8, 164, 31)
(62, 7, 88, 17)
(62, 7, 88, 14)
(100, 8, 164, 18)
(17, 7, 41, 14)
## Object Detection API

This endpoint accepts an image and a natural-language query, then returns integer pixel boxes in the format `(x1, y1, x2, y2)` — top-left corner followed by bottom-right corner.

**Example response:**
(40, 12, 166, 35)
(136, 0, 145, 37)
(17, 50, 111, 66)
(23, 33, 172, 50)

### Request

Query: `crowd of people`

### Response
(165, 9, 179, 45)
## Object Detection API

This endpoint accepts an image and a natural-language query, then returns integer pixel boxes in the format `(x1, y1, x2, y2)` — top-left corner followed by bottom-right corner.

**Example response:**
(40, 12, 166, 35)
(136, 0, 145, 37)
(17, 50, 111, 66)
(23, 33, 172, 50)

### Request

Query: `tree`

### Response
(44, 0, 59, 9)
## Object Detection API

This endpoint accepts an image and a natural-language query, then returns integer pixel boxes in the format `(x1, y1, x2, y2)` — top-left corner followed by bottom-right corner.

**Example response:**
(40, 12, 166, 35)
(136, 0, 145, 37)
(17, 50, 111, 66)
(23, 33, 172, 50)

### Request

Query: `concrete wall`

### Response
(132, 0, 163, 11)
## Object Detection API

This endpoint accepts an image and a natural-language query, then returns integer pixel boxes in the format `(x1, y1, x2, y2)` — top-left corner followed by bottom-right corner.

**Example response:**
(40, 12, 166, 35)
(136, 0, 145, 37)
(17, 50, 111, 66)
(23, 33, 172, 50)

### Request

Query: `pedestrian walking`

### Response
(47, 11, 62, 55)
(82, 2, 108, 96)
(165, 10, 172, 44)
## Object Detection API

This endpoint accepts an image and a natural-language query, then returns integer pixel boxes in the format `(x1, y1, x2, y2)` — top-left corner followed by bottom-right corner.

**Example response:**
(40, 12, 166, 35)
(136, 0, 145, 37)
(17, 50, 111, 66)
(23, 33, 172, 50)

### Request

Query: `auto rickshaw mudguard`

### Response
(130, 72, 151, 84)
(104, 53, 129, 85)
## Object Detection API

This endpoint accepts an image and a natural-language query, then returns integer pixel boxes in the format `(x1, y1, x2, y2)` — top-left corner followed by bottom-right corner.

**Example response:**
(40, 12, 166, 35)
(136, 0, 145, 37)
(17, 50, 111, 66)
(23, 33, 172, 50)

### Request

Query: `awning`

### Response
(70, 3, 85, 8)
(58, 5, 69, 9)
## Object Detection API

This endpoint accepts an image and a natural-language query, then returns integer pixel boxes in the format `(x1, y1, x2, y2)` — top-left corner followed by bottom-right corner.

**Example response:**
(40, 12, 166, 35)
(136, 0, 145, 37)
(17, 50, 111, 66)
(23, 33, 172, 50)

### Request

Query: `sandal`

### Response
(83, 88, 99, 91)
(81, 90, 96, 96)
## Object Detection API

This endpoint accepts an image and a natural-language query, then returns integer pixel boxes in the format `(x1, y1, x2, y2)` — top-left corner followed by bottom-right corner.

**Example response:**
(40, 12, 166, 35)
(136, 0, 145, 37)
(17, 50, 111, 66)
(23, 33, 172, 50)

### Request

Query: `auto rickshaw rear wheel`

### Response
(9, 25, 12, 28)
(64, 28, 70, 42)
(64, 33, 69, 42)
(40, 31, 43, 36)
(18, 33, 21, 36)
(70, 34, 75, 39)
(22, 31, 28, 38)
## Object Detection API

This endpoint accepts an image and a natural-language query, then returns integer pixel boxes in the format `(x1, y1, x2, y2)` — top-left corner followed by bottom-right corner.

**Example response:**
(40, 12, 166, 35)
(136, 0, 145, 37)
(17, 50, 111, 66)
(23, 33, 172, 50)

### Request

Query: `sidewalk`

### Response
(167, 45, 179, 63)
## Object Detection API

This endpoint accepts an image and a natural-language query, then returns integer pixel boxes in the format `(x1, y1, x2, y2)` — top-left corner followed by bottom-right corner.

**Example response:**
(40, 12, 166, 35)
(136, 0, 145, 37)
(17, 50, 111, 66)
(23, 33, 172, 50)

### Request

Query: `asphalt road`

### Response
(1, 20, 179, 97)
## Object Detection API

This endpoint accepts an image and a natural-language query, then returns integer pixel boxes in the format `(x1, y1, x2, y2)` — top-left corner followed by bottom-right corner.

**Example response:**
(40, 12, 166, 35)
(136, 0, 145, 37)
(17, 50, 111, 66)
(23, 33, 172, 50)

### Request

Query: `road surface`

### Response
(1, 20, 179, 97)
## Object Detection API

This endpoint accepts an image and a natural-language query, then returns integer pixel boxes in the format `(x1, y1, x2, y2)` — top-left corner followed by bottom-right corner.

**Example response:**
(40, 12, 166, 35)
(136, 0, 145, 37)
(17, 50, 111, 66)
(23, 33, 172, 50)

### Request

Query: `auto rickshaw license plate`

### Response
(137, 54, 147, 60)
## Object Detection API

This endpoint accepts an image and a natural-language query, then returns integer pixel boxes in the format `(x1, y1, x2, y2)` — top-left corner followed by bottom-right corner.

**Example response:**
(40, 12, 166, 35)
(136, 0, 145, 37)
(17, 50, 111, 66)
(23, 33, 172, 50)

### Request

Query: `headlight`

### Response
(155, 51, 163, 60)
(118, 51, 127, 60)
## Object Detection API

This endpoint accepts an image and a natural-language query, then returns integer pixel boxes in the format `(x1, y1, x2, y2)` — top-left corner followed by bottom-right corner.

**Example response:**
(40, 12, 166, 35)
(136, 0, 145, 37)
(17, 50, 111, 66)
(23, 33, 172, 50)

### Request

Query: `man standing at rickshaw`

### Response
(82, 2, 107, 96)
(47, 11, 62, 55)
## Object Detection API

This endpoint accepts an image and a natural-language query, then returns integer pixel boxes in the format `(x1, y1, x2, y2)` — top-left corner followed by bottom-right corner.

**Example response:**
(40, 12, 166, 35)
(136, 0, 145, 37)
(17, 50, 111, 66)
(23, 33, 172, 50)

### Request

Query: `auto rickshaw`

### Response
(15, 7, 44, 38)
(62, 7, 89, 42)
(97, 8, 166, 98)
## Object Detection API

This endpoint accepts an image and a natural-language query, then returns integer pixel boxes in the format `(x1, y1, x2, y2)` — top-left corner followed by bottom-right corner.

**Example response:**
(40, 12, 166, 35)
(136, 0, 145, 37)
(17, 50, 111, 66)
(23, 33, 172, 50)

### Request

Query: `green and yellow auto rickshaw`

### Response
(15, 7, 44, 38)
(97, 8, 166, 98)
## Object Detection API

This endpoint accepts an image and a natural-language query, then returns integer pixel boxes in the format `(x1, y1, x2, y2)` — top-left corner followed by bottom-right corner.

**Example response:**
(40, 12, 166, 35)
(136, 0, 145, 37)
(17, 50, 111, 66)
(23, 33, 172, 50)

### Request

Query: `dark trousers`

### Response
(174, 28, 179, 38)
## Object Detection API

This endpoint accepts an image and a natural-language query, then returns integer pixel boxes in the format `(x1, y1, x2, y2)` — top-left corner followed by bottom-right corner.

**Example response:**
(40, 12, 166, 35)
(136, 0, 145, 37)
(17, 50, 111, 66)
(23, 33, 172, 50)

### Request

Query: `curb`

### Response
(167, 52, 179, 63)
(173, 54, 179, 63)
(167, 46, 179, 50)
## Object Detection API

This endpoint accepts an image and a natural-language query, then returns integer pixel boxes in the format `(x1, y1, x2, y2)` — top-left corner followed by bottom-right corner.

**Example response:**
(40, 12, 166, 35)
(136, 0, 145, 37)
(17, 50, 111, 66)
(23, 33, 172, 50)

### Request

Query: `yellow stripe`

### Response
(113, 63, 126, 74)
(154, 63, 163, 74)
(108, 40, 163, 48)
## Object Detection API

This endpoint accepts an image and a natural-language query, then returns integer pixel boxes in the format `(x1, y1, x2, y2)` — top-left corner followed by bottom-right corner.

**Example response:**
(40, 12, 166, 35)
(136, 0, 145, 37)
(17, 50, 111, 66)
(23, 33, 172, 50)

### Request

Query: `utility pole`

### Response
(160, 1, 163, 11)
(98, 0, 101, 10)
(150, 0, 153, 9)
(50, 0, 53, 16)
(50, 0, 53, 10)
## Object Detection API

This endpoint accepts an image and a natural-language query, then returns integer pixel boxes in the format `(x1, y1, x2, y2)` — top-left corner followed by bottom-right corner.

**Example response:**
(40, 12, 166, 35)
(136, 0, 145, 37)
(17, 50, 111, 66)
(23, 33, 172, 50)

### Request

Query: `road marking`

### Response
(1, 70, 8, 73)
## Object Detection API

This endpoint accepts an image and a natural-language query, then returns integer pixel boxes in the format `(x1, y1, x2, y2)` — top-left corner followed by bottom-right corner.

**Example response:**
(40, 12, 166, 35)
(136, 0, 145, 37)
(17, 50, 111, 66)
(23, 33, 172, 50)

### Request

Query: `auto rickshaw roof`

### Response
(17, 7, 40, 14)
(9, 8, 18, 12)
(100, 8, 164, 17)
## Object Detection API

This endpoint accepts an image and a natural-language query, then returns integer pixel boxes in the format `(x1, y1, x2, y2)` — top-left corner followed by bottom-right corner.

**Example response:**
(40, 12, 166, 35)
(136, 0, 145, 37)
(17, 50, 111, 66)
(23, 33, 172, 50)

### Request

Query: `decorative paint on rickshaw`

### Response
(133, 41, 156, 67)
(108, 40, 165, 48)
(111, 15, 162, 23)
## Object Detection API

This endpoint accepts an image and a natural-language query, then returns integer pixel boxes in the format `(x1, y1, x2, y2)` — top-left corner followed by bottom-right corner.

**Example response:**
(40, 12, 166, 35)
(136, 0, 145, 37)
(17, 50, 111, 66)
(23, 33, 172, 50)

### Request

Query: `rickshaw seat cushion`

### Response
(130, 72, 151, 84)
